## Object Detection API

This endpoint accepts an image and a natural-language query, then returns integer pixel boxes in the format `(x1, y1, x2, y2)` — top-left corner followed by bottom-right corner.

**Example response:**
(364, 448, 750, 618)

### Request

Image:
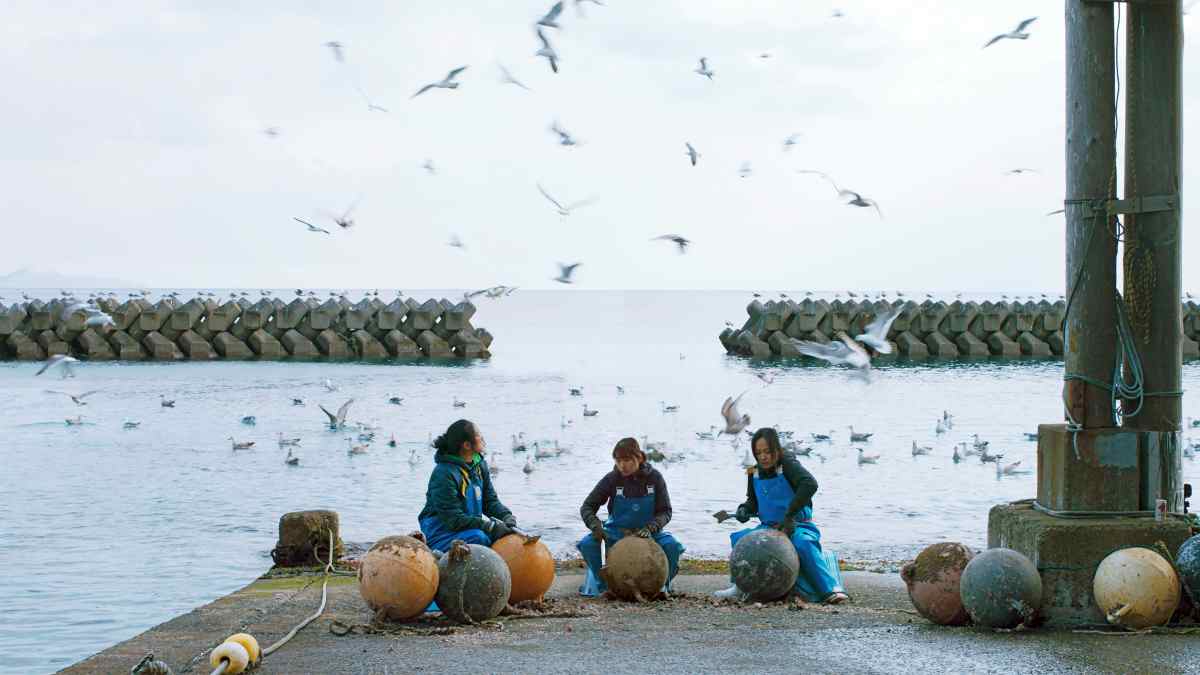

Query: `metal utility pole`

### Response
(1063, 0, 1118, 429)
(1122, 0, 1183, 432)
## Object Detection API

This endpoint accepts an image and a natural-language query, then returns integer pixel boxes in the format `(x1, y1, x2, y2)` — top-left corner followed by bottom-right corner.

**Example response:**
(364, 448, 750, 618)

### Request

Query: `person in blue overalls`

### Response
(577, 437, 685, 597)
(714, 427, 848, 604)
(418, 419, 519, 553)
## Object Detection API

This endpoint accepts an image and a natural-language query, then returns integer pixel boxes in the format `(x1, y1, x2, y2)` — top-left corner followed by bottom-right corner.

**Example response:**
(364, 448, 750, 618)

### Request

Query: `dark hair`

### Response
(750, 427, 782, 461)
(612, 437, 646, 465)
(434, 419, 477, 455)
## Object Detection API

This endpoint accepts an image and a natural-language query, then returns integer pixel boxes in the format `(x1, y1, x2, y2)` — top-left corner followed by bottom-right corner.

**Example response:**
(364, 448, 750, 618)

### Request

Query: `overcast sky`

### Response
(3, 1, 1198, 292)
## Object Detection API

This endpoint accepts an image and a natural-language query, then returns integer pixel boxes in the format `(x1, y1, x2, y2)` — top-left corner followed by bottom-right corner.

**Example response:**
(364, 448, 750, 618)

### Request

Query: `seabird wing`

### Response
(566, 197, 596, 211)
(798, 169, 841, 194)
(537, 183, 565, 210)
(411, 83, 436, 98)
(1015, 17, 1037, 32)
(982, 34, 1004, 49)
(540, 1, 563, 24)
(336, 399, 355, 425)
(77, 390, 100, 400)
(318, 404, 337, 425)
(791, 339, 851, 365)
(445, 65, 468, 82)
(537, 27, 553, 50)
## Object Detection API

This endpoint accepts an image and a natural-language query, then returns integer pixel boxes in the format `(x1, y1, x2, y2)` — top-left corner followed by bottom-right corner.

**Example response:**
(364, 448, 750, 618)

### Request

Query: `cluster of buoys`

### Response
(358, 533, 557, 624)
(900, 534, 1200, 630)
(209, 633, 260, 674)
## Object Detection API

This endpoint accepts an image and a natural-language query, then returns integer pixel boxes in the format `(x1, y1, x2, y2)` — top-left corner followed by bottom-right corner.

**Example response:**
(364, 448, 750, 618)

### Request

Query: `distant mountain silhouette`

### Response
(0, 267, 147, 289)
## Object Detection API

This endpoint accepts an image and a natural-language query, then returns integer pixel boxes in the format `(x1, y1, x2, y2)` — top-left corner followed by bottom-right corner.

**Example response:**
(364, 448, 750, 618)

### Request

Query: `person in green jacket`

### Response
(418, 419, 518, 551)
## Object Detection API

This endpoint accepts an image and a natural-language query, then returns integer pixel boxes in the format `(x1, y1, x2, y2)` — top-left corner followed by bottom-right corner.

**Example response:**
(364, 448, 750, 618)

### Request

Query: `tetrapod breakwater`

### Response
(0, 295, 493, 362)
(719, 298, 1200, 360)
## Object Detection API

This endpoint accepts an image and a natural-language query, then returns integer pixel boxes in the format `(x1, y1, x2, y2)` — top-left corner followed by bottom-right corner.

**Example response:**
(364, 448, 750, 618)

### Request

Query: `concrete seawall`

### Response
(720, 298, 1200, 360)
(0, 295, 493, 362)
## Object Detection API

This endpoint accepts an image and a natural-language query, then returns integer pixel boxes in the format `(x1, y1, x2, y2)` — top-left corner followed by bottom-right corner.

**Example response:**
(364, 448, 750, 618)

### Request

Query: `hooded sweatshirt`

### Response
(737, 454, 818, 522)
(418, 448, 512, 533)
(579, 463, 672, 534)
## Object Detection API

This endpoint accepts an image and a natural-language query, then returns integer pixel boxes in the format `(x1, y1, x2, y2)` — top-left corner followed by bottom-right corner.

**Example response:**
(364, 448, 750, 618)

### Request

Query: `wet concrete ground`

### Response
(66, 570, 1198, 675)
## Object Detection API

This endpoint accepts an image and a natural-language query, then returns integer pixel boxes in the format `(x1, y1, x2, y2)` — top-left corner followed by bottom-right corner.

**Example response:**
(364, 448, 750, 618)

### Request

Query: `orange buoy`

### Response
(358, 535, 439, 620)
(492, 534, 556, 603)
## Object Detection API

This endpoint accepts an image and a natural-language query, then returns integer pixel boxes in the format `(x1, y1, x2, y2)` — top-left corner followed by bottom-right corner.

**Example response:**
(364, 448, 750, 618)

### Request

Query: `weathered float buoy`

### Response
(1177, 534, 1200, 603)
(900, 542, 975, 625)
(224, 633, 260, 665)
(492, 533, 556, 603)
(959, 547, 1042, 628)
(358, 535, 439, 621)
(730, 529, 799, 602)
(605, 535, 669, 601)
(1093, 547, 1181, 629)
(209, 641, 250, 674)
(435, 541, 512, 622)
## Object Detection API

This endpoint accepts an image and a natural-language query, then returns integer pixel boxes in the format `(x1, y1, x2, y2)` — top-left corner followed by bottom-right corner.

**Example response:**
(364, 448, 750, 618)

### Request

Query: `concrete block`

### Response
(734, 330, 772, 358)
(1018, 332, 1052, 357)
(110, 300, 144, 331)
(474, 327, 494, 349)
(767, 331, 800, 357)
(204, 301, 242, 333)
(28, 301, 53, 331)
(988, 501, 1191, 625)
(816, 307, 850, 337)
(350, 330, 388, 360)
(403, 299, 442, 333)
(1035, 308, 1064, 339)
(376, 299, 407, 331)
(1046, 331, 1065, 355)
(441, 302, 475, 331)
(141, 331, 183, 361)
(60, 304, 89, 332)
(986, 331, 1020, 357)
(1036, 423, 1183, 512)
(894, 331, 929, 358)
(280, 329, 320, 358)
(176, 330, 215, 360)
(383, 330, 422, 357)
(1002, 310, 1036, 340)
(138, 301, 173, 332)
(307, 300, 340, 331)
(449, 330, 485, 358)
(954, 331, 990, 357)
(276, 298, 309, 331)
(169, 299, 206, 331)
(923, 331, 959, 358)
(240, 300, 274, 332)
(1183, 334, 1200, 359)
(939, 301, 977, 336)
(970, 302, 1009, 339)
(909, 303, 948, 338)
(719, 327, 737, 353)
(212, 332, 254, 359)
(890, 302, 918, 333)
(248, 329, 286, 359)
(7, 332, 45, 360)
(55, 324, 82, 346)
(0, 304, 28, 335)
(316, 329, 351, 359)
(344, 301, 375, 331)
(75, 329, 115, 360)
(785, 299, 826, 336)
(36, 329, 70, 357)
(416, 330, 453, 357)
(107, 331, 147, 360)
(158, 325, 184, 342)
(760, 301, 788, 332)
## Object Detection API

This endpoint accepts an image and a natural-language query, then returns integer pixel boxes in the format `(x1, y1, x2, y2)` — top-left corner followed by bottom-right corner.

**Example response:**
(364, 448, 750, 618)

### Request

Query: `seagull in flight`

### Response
(694, 57, 714, 79)
(412, 66, 468, 98)
(854, 307, 903, 354)
(36, 354, 78, 377)
(262, 127, 281, 138)
(1006, 168, 1037, 176)
(318, 199, 359, 230)
(294, 217, 330, 235)
(782, 134, 801, 151)
(797, 170, 882, 218)
(538, 183, 595, 216)
(738, 161, 753, 178)
(550, 120, 578, 146)
(719, 392, 751, 437)
(554, 262, 581, 284)
(792, 331, 873, 370)
(319, 399, 355, 430)
(685, 142, 700, 166)
(537, 1, 564, 28)
(448, 234, 466, 250)
(983, 17, 1038, 49)
(324, 41, 345, 62)
(46, 390, 99, 406)
(1046, 208, 1065, 216)
(535, 28, 559, 73)
(574, 0, 605, 16)
(422, 159, 436, 175)
(651, 234, 691, 254)
(498, 64, 531, 91)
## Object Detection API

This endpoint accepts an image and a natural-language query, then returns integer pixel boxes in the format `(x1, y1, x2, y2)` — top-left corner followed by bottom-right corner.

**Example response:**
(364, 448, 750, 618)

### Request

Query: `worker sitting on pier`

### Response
(577, 437, 685, 597)
(418, 419, 519, 552)
(716, 427, 849, 604)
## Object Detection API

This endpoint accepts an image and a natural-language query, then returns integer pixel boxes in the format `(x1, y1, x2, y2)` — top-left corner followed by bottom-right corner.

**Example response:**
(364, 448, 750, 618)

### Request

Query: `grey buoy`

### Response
(1178, 534, 1200, 605)
(730, 529, 799, 602)
(435, 541, 511, 623)
(959, 547, 1042, 628)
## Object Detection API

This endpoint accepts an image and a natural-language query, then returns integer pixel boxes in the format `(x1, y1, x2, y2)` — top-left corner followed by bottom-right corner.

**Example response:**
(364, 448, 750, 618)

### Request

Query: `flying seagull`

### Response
(554, 262, 581, 284)
(294, 217, 331, 235)
(1006, 168, 1037, 176)
(36, 354, 78, 377)
(537, 183, 595, 216)
(651, 234, 691, 254)
(550, 120, 578, 146)
(412, 66, 468, 98)
(319, 399, 355, 430)
(797, 170, 882, 218)
(685, 142, 700, 166)
(448, 234, 466, 250)
(262, 127, 281, 138)
(353, 83, 389, 113)
(498, 64, 531, 91)
(695, 57, 714, 79)
(46, 390, 99, 406)
(782, 134, 801, 151)
(1046, 209, 1065, 216)
(324, 41, 345, 62)
(422, 159, 436, 175)
(854, 307, 903, 354)
(792, 331, 873, 369)
(536, 28, 560, 73)
(325, 199, 358, 229)
(720, 392, 751, 437)
(537, 1, 564, 28)
(574, 0, 605, 16)
(983, 17, 1038, 49)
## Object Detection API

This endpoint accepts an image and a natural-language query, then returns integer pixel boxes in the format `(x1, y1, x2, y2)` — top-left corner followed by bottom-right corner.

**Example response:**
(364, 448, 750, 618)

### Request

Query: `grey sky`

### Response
(3, 1, 1197, 291)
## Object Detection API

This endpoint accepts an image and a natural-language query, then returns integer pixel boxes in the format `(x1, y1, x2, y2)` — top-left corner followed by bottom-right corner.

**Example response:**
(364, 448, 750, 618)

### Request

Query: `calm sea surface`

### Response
(2, 289, 1198, 673)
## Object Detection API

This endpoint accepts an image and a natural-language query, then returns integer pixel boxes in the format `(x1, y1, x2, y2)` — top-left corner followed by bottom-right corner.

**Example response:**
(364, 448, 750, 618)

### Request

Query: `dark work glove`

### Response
(503, 514, 518, 528)
(632, 527, 652, 539)
(487, 517, 513, 540)
(590, 524, 607, 543)
(735, 505, 752, 523)
(775, 517, 796, 537)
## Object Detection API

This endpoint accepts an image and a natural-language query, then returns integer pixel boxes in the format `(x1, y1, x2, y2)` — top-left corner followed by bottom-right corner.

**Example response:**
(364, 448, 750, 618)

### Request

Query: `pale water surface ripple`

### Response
(2, 290, 1198, 674)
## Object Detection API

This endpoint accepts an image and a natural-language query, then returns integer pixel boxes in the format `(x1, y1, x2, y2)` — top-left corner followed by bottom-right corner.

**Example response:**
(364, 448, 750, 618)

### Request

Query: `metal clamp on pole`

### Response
(1081, 194, 1178, 216)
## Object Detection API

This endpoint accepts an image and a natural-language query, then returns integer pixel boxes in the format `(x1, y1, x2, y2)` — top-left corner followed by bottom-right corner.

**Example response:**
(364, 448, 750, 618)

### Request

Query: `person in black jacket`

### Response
(576, 437, 685, 597)
(417, 419, 518, 552)
(714, 427, 848, 604)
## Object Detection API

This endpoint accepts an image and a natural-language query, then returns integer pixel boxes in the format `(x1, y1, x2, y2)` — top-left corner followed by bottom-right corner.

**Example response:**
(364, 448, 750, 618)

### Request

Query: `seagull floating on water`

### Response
(912, 441, 933, 456)
(983, 17, 1038, 49)
(123, 421, 141, 430)
(160, 395, 176, 408)
(241, 416, 256, 426)
(229, 437, 255, 450)
(319, 399, 354, 430)
(412, 66, 468, 98)
(285, 448, 299, 466)
(453, 397, 467, 408)
(582, 404, 598, 417)
(848, 426, 873, 442)
(857, 449, 880, 465)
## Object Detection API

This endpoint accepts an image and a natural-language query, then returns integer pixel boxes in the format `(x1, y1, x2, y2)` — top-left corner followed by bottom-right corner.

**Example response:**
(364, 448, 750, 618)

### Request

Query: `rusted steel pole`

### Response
(1063, 0, 1118, 428)
(1122, 0, 1183, 432)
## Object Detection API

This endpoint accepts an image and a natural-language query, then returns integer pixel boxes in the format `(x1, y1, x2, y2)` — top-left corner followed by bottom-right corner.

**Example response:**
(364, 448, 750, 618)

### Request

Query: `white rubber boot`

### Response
(712, 584, 749, 602)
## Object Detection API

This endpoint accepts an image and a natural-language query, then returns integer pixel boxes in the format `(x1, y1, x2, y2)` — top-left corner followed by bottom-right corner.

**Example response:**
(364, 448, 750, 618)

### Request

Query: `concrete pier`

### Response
(0, 295, 493, 362)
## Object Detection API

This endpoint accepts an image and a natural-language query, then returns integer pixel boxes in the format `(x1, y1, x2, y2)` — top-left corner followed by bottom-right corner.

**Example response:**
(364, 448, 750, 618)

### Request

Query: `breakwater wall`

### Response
(719, 298, 1200, 359)
(0, 295, 493, 362)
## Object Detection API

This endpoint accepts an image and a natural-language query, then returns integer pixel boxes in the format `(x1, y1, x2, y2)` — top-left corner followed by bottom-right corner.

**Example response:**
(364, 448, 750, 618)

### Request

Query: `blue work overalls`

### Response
(577, 487, 685, 597)
(729, 469, 844, 602)
(419, 463, 493, 553)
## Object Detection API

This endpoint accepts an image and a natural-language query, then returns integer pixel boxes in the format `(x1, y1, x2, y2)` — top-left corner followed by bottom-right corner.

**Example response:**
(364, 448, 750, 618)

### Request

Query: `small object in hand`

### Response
(633, 527, 652, 539)
(712, 509, 734, 523)
(591, 525, 606, 543)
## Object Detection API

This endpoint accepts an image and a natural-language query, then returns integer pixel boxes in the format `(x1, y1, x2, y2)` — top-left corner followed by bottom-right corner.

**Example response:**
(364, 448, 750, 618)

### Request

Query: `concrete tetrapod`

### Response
(1093, 547, 1181, 629)
(605, 536, 669, 601)
(900, 542, 975, 625)
(730, 529, 799, 602)
(435, 541, 511, 623)
(358, 536, 439, 621)
(959, 548, 1042, 628)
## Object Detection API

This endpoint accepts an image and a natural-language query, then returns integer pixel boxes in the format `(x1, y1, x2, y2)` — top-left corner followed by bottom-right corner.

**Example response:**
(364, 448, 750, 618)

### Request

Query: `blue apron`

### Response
(729, 469, 844, 602)
(578, 488, 684, 596)
(419, 463, 486, 553)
